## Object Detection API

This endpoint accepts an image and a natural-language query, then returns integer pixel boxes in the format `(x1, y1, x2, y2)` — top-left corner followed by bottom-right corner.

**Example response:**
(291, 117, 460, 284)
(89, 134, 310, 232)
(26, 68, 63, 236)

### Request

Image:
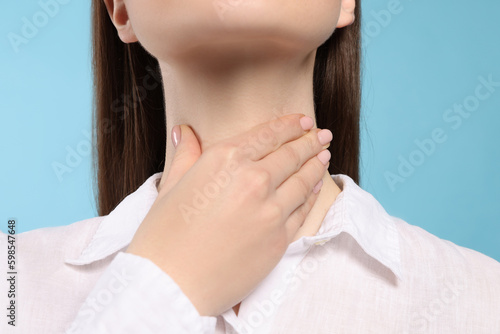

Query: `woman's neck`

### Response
(158, 44, 341, 240)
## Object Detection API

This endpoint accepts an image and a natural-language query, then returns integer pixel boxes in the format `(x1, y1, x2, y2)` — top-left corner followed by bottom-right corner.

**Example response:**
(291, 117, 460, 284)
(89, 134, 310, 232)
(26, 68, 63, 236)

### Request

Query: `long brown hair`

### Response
(91, 1, 361, 216)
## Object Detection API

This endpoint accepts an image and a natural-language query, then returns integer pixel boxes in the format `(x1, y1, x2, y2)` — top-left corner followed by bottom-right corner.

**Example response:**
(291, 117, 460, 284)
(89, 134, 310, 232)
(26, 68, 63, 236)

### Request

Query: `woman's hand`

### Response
(126, 113, 332, 316)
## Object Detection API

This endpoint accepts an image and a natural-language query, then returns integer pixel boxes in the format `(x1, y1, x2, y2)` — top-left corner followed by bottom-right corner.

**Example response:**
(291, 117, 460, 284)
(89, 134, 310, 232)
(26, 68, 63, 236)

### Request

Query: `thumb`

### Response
(161, 124, 202, 195)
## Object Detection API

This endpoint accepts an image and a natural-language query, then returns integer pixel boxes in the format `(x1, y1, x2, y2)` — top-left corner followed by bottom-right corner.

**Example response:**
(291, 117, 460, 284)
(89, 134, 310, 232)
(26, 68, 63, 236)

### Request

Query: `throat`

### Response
(230, 175, 340, 318)
(291, 173, 341, 241)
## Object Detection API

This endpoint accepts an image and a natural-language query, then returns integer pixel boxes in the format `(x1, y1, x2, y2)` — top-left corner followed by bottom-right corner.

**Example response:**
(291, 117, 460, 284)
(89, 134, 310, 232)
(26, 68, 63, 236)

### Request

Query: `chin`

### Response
(126, 0, 340, 63)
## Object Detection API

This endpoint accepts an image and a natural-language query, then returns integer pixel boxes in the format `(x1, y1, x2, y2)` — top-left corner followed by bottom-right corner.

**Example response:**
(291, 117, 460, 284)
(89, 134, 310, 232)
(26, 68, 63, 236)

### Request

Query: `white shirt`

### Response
(1, 172, 499, 334)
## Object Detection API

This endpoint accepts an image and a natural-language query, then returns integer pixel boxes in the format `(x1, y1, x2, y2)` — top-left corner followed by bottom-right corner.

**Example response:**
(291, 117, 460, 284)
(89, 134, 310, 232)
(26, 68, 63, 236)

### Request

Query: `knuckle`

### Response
(271, 114, 292, 132)
(302, 193, 315, 212)
(238, 140, 257, 159)
(214, 143, 240, 161)
(263, 202, 283, 224)
(295, 176, 311, 200)
(286, 114, 299, 128)
(245, 168, 272, 196)
(259, 127, 278, 148)
(304, 133, 317, 151)
(283, 145, 301, 171)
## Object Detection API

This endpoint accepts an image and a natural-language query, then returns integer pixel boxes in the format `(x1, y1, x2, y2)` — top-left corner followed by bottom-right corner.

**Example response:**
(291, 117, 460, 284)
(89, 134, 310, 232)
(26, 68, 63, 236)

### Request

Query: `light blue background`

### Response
(1, 0, 499, 261)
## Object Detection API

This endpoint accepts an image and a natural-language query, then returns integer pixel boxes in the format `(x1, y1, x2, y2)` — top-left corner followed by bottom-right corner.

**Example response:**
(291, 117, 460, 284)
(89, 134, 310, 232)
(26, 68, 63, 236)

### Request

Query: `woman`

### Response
(4, 0, 499, 333)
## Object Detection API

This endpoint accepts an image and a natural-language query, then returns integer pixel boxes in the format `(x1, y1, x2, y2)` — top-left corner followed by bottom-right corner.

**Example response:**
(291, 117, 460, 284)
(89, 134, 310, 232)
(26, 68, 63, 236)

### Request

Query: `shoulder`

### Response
(13, 216, 104, 266)
(392, 216, 500, 274)
(0, 218, 110, 332)
(392, 216, 500, 326)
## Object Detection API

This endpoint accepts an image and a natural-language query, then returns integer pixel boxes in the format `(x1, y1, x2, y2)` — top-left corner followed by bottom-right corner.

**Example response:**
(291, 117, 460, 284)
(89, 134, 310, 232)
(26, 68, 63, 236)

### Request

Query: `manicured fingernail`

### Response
(317, 149, 331, 166)
(317, 129, 333, 146)
(172, 125, 181, 148)
(300, 116, 314, 131)
(313, 179, 323, 194)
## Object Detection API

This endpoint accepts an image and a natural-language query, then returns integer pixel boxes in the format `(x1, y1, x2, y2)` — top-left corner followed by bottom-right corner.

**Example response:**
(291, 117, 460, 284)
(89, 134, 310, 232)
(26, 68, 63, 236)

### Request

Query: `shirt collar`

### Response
(64, 172, 162, 266)
(298, 175, 403, 281)
(65, 172, 403, 281)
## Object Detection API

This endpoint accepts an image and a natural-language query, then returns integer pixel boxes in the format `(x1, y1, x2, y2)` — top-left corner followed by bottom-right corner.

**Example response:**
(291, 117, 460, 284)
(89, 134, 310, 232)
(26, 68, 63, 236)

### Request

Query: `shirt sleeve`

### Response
(65, 251, 217, 334)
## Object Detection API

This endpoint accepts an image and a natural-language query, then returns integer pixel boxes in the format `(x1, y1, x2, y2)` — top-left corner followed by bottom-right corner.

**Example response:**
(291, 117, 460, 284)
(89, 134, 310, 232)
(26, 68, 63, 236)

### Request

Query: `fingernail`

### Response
(313, 179, 323, 194)
(317, 129, 333, 146)
(300, 116, 314, 131)
(317, 149, 331, 166)
(172, 125, 181, 148)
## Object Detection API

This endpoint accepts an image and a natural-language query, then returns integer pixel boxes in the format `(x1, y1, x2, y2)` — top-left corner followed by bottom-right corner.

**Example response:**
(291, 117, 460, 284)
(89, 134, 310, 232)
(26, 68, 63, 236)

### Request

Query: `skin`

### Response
(104, 0, 356, 317)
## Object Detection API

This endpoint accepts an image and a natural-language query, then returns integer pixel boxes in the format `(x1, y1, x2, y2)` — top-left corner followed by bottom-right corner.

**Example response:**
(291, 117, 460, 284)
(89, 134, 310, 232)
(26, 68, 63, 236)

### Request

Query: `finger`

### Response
(284, 187, 320, 243)
(275, 149, 330, 220)
(161, 124, 202, 196)
(258, 128, 331, 190)
(231, 113, 314, 161)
